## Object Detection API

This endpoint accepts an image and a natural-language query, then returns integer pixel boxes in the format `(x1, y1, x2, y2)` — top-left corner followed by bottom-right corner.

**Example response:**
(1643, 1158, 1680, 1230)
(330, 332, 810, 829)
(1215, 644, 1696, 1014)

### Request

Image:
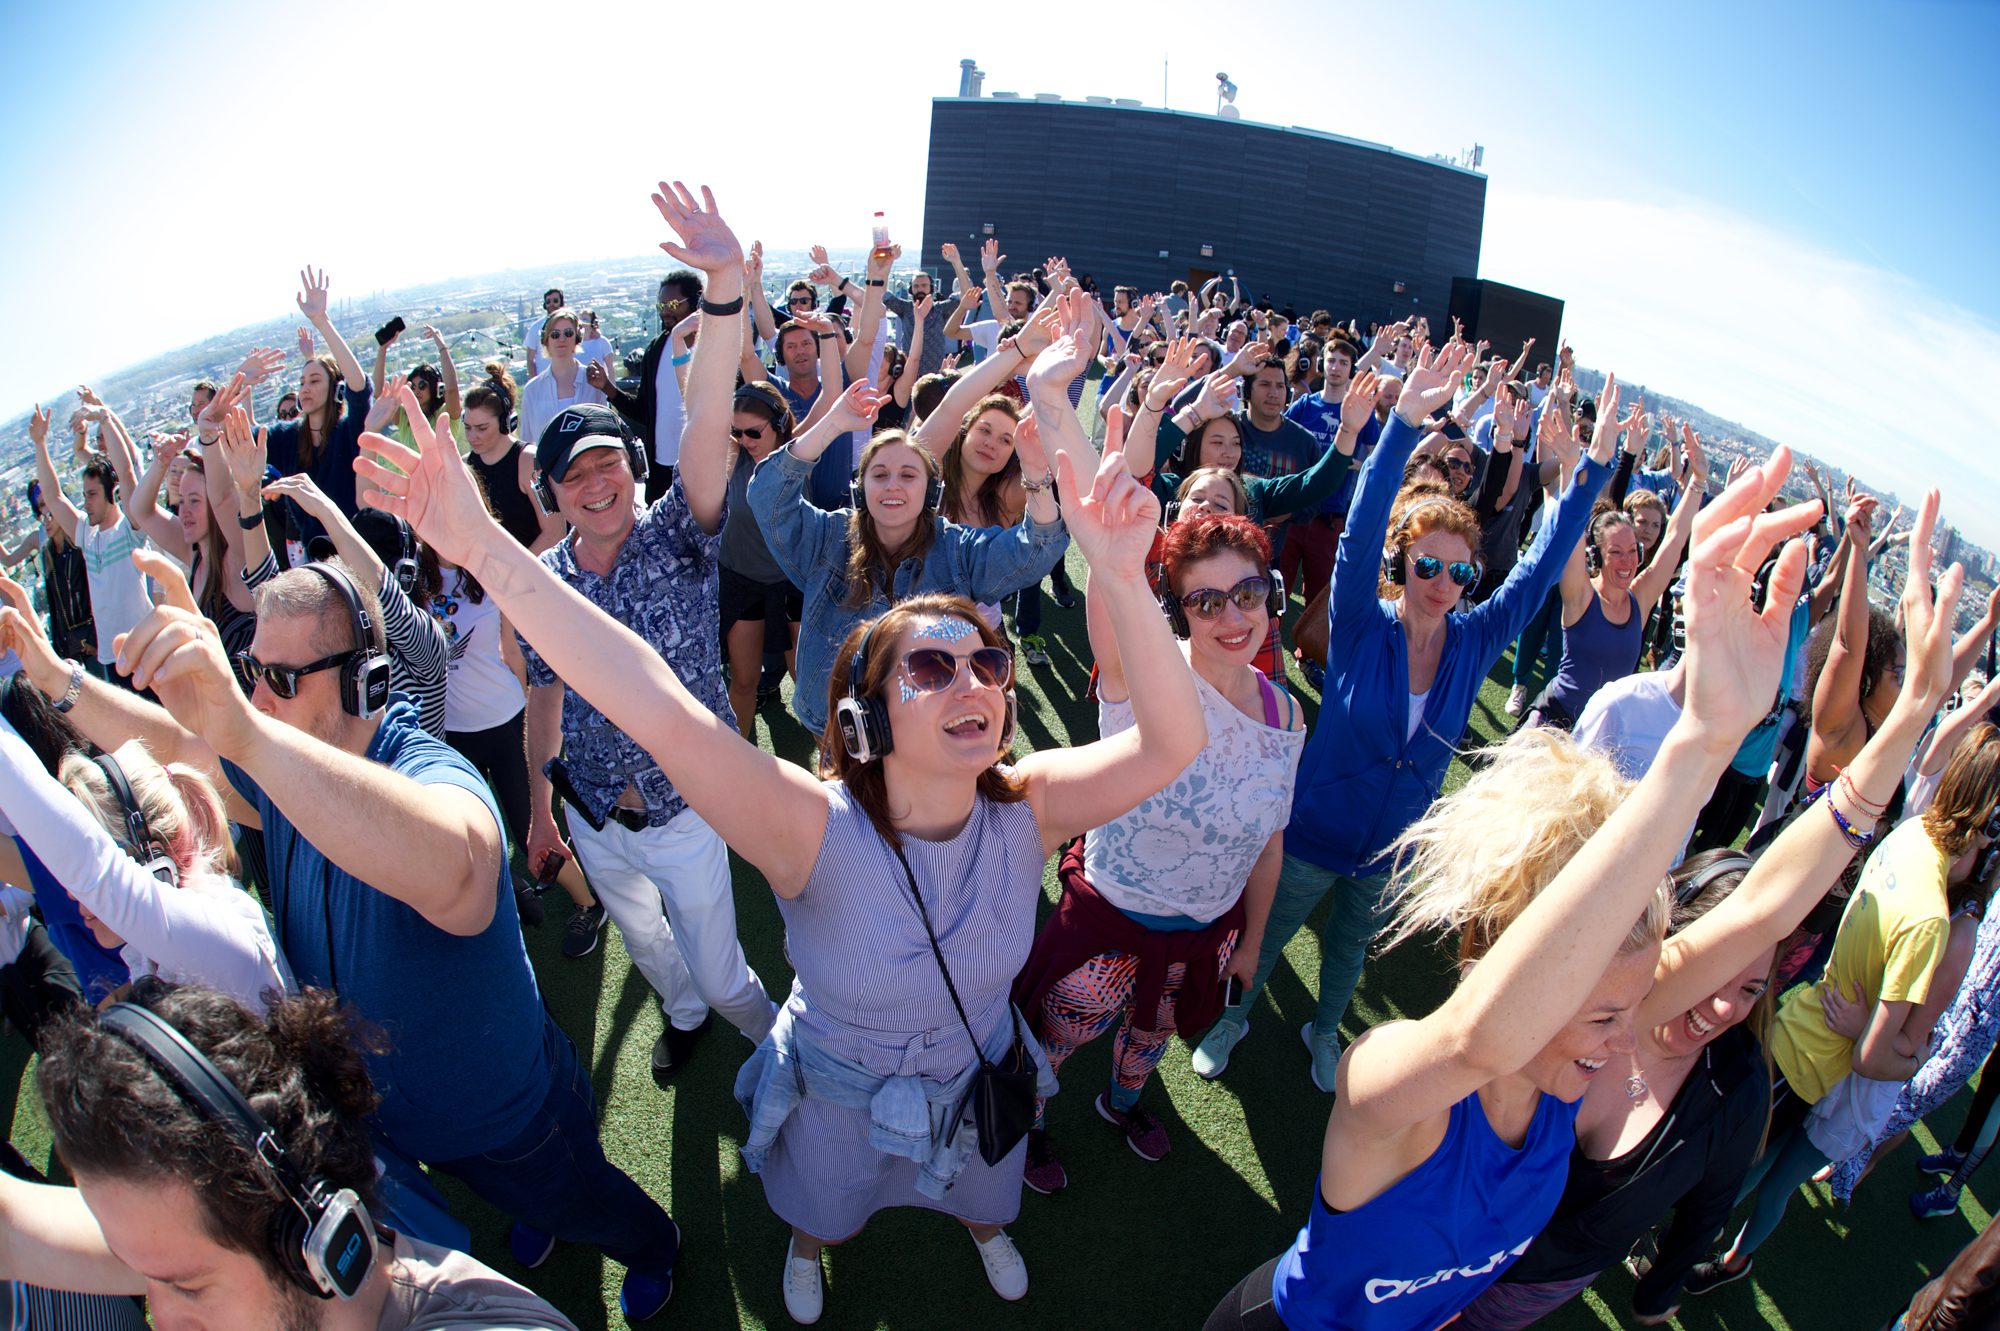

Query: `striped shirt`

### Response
(76, 513, 152, 665)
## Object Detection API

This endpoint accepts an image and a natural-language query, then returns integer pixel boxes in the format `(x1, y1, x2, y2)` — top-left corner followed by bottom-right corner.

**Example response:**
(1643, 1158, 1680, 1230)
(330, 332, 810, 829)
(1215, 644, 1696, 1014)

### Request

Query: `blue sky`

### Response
(2, 0, 1995, 544)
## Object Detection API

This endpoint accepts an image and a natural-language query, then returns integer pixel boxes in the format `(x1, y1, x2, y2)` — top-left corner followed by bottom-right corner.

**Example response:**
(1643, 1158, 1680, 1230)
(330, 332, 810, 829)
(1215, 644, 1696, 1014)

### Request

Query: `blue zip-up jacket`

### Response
(748, 445, 1069, 736)
(1285, 413, 1611, 876)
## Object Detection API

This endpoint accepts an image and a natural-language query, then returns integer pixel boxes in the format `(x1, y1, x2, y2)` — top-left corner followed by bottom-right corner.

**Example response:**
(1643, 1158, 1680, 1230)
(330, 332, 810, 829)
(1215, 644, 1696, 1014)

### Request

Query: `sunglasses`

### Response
(900, 646, 1013, 696)
(1181, 575, 1272, 620)
(234, 649, 347, 699)
(1410, 556, 1479, 587)
(788, 295, 815, 307)
(730, 425, 766, 441)
(1443, 456, 1474, 474)
(547, 327, 578, 339)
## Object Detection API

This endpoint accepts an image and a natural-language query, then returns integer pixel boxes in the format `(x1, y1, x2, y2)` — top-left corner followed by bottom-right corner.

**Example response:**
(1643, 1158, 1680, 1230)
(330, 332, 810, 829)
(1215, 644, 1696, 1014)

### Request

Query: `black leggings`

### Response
(448, 712, 530, 854)
(1204, 1256, 1288, 1331)
(0, 921, 83, 1050)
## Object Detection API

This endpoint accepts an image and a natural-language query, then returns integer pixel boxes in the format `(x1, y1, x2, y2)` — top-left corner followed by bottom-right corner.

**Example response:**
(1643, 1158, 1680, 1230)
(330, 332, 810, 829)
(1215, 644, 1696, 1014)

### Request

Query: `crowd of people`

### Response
(1, 176, 1997, 1331)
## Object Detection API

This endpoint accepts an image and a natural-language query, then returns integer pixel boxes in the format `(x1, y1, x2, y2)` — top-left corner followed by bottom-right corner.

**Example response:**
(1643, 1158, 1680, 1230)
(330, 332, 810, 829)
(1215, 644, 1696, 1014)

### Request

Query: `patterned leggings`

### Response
(1033, 950, 1210, 1127)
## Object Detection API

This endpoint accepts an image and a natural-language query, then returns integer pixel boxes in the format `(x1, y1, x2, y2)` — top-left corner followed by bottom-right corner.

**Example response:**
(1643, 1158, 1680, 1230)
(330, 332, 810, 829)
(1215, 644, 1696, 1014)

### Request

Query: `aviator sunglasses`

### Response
(1411, 556, 1479, 587)
(899, 646, 1013, 695)
(1181, 575, 1272, 619)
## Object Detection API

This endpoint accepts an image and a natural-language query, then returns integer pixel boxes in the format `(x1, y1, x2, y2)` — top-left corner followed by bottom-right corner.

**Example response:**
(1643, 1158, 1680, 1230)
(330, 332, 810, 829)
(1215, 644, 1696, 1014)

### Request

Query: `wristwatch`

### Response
(53, 658, 85, 713)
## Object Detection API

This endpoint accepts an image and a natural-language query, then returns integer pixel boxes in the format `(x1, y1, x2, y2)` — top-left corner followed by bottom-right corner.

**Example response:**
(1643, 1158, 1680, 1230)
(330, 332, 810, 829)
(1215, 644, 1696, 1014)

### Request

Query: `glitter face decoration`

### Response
(897, 677, 923, 704)
(910, 615, 978, 645)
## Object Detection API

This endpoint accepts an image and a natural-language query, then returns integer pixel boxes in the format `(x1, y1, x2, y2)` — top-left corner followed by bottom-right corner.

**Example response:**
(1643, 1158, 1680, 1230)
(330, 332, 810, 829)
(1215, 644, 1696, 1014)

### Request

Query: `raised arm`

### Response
(1254, 373, 1377, 521)
(1643, 489, 1957, 1027)
(423, 325, 462, 419)
(910, 311, 1048, 452)
(1812, 494, 1882, 751)
(1338, 450, 1816, 1138)
(744, 240, 778, 346)
(124, 431, 194, 559)
(845, 244, 896, 384)
(355, 399, 832, 895)
(1631, 424, 1706, 616)
(1021, 289, 1107, 494)
(295, 266, 367, 392)
(1019, 441, 1203, 855)
(650, 180, 744, 534)
(1916, 670, 2000, 779)
(0, 1172, 146, 1298)
(892, 307, 925, 408)
(29, 406, 82, 544)
(1951, 584, 2000, 696)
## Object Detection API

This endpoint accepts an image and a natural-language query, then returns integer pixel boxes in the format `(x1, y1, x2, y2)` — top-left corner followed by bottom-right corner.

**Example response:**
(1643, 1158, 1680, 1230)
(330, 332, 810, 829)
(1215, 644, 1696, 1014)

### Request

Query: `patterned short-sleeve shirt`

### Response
(520, 481, 732, 826)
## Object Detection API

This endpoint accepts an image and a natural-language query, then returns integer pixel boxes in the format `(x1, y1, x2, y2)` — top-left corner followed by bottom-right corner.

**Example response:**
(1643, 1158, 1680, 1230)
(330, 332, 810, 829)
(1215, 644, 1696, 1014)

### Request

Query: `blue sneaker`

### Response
(620, 1268, 675, 1322)
(1302, 1023, 1341, 1095)
(508, 1223, 556, 1270)
(1912, 1181, 1961, 1220)
(1918, 1146, 1967, 1179)
(1300, 657, 1326, 693)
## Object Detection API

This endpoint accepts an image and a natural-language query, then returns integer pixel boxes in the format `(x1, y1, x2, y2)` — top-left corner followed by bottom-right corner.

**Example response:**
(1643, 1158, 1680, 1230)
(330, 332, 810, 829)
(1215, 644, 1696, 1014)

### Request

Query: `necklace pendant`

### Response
(1624, 1074, 1648, 1101)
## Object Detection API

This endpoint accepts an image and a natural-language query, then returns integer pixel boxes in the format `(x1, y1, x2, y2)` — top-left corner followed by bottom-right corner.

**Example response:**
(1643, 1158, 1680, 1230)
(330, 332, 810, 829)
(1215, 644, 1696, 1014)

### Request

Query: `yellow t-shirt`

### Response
(1770, 818, 1949, 1103)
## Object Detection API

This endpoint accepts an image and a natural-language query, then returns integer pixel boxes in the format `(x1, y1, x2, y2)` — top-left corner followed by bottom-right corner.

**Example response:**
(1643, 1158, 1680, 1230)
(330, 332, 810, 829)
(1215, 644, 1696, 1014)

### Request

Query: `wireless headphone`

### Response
(531, 409, 650, 515)
(382, 515, 419, 598)
(1159, 568, 1287, 639)
(1672, 851, 1754, 908)
(304, 563, 392, 719)
(1381, 495, 1480, 588)
(849, 456, 944, 517)
(94, 752, 180, 888)
(98, 1002, 379, 1301)
(833, 614, 1017, 763)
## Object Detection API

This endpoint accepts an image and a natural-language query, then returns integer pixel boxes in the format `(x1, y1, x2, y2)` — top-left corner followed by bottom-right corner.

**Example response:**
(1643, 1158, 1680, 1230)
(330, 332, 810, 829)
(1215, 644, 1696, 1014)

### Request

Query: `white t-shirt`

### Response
(650, 342, 686, 467)
(578, 334, 614, 368)
(1407, 687, 1432, 741)
(1573, 669, 1698, 860)
(76, 512, 153, 665)
(378, 1232, 580, 1330)
(960, 318, 1003, 360)
(433, 568, 526, 734)
(518, 363, 606, 455)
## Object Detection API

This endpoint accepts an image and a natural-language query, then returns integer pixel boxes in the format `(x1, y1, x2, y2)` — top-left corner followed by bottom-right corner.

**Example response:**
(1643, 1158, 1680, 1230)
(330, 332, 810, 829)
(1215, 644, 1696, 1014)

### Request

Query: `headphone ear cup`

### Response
(1266, 568, 1287, 618)
(926, 474, 944, 513)
(1159, 589, 1190, 639)
(628, 438, 650, 484)
(533, 473, 557, 515)
(1382, 548, 1404, 586)
(1585, 537, 1602, 575)
(850, 477, 864, 513)
(999, 693, 1018, 752)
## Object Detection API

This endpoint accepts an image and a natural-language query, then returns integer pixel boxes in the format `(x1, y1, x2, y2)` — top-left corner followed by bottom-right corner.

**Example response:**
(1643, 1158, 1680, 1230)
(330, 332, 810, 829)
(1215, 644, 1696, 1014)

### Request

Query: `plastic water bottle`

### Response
(871, 211, 893, 260)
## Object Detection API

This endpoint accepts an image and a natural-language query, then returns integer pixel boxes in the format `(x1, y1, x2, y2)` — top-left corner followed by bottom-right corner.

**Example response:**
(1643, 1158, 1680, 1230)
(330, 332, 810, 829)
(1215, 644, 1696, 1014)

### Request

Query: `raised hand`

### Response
(981, 237, 1004, 273)
(218, 407, 270, 501)
(0, 575, 63, 687)
(296, 325, 315, 361)
(364, 375, 408, 432)
(27, 404, 50, 448)
(1678, 446, 1819, 748)
(1537, 393, 1576, 463)
(911, 292, 933, 322)
(808, 264, 841, 289)
(1054, 443, 1159, 580)
(940, 241, 960, 266)
(423, 324, 449, 353)
(864, 242, 900, 283)
(809, 243, 830, 268)
(296, 266, 332, 323)
(1146, 337, 1200, 409)
(790, 309, 838, 338)
(1339, 370, 1381, 433)
(651, 181, 742, 275)
(585, 359, 615, 394)
(1895, 489, 1964, 721)
(1011, 307, 1061, 360)
(1587, 373, 1622, 462)
(1025, 331, 1095, 403)
(1397, 341, 1478, 425)
(1680, 424, 1708, 491)
(197, 373, 250, 442)
(1221, 338, 1273, 378)
(1012, 408, 1049, 479)
(823, 380, 885, 436)
(940, 352, 961, 374)
(1191, 370, 1241, 422)
(355, 385, 503, 568)
(261, 472, 339, 522)
(116, 550, 262, 754)
(744, 239, 764, 287)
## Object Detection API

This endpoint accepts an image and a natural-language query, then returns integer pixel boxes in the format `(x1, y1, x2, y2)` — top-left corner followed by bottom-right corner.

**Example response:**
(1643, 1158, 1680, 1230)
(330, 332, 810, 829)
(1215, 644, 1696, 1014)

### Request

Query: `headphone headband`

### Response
(302, 563, 392, 719)
(1674, 852, 1754, 908)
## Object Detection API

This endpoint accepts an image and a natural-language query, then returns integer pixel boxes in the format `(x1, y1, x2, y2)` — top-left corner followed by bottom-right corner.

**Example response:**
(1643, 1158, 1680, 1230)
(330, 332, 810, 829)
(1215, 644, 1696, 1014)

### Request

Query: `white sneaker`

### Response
(973, 1229, 1029, 1301)
(782, 1236, 823, 1324)
(1504, 684, 1528, 717)
(1190, 1014, 1251, 1080)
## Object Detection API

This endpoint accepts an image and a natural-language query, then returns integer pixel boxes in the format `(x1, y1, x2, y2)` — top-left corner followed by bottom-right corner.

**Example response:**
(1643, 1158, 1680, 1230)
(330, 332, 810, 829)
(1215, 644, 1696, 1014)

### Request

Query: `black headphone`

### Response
(305, 563, 392, 719)
(1381, 495, 1481, 588)
(1672, 851, 1754, 908)
(98, 1002, 379, 1301)
(849, 459, 944, 517)
(1159, 568, 1287, 639)
(94, 752, 180, 888)
(531, 410, 650, 515)
(385, 515, 418, 598)
(833, 615, 1017, 763)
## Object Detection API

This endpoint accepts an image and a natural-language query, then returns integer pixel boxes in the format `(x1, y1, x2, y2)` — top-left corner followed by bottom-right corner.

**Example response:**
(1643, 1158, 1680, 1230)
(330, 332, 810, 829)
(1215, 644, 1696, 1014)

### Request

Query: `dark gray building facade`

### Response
(921, 96, 1487, 330)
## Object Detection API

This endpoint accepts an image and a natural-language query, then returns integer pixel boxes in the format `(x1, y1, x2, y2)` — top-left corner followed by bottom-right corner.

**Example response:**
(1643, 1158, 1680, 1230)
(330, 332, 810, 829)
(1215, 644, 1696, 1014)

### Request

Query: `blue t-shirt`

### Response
(1731, 594, 1813, 777)
(1272, 1091, 1579, 1330)
(1283, 393, 1385, 517)
(10, 837, 128, 1001)
(775, 370, 858, 513)
(222, 699, 548, 1162)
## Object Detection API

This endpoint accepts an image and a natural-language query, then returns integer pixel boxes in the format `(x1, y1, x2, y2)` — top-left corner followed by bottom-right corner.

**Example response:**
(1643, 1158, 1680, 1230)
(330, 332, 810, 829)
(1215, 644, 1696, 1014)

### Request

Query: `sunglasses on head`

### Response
(1181, 575, 1272, 620)
(234, 649, 347, 699)
(900, 646, 1013, 696)
(730, 425, 766, 441)
(1411, 556, 1479, 587)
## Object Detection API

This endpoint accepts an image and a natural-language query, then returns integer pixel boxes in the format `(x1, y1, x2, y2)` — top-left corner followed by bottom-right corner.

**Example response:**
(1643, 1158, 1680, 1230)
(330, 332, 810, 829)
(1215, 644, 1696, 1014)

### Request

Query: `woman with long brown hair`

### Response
(264, 266, 373, 533)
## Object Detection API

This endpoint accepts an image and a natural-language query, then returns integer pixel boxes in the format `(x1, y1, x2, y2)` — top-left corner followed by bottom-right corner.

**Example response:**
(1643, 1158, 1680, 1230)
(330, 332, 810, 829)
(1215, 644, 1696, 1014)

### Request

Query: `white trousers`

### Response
(567, 805, 776, 1042)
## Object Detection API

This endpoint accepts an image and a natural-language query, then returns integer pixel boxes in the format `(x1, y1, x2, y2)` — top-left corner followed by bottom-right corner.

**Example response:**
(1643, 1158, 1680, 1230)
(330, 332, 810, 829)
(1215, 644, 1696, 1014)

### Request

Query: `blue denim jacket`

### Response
(734, 1000, 1058, 1200)
(747, 445, 1069, 735)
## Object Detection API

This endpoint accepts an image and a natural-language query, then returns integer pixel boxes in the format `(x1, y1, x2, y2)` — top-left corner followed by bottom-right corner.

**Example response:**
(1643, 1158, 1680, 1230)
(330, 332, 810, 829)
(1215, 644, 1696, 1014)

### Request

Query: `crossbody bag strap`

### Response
(887, 839, 999, 1073)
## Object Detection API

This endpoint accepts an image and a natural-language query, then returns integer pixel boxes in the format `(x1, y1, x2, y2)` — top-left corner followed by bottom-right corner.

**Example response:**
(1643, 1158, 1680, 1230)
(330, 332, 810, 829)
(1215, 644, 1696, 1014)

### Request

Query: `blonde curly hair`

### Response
(1378, 727, 1672, 968)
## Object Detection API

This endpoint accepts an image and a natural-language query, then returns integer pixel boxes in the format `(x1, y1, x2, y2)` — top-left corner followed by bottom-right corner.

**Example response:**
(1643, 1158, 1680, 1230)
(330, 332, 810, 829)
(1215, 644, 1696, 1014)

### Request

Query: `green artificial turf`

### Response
(3, 549, 1985, 1330)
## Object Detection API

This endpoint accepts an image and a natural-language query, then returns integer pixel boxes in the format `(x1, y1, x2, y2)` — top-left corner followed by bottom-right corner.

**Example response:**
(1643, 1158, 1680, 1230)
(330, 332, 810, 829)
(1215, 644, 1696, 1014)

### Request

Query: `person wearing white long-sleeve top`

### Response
(0, 718, 290, 1011)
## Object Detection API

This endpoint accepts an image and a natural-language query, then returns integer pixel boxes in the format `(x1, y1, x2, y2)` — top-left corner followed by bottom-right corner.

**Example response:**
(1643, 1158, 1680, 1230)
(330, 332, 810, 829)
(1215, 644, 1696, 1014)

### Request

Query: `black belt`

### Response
(606, 805, 649, 832)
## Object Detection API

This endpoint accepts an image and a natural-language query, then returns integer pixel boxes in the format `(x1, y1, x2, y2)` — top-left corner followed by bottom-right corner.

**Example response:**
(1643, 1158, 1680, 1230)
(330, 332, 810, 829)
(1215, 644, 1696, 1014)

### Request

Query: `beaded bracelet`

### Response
(1826, 793, 1876, 850)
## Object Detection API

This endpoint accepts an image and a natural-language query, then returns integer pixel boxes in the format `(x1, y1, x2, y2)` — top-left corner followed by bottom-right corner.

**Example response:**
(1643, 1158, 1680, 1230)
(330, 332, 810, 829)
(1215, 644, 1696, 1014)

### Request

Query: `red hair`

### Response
(1161, 513, 1271, 591)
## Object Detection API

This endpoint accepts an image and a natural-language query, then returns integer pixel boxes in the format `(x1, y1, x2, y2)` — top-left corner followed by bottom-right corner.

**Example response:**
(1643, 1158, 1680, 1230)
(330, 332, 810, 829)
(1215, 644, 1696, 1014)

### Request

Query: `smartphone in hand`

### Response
(375, 316, 407, 346)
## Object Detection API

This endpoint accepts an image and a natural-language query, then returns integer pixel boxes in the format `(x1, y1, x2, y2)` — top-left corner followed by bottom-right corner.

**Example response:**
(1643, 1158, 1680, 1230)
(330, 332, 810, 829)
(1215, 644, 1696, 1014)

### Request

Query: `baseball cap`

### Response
(535, 404, 631, 483)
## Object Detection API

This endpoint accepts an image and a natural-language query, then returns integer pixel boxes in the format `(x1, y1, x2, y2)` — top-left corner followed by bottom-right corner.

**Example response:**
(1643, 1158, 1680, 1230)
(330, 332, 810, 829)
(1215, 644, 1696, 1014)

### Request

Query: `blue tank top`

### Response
(1271, 1090, 1580, 1330)
(1543, 590, 1643, 724)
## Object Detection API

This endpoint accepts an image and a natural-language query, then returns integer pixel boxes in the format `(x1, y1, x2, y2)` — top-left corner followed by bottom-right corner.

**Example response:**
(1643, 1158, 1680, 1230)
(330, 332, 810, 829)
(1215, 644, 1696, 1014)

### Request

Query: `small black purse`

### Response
(888, 841, 1038, 1167)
